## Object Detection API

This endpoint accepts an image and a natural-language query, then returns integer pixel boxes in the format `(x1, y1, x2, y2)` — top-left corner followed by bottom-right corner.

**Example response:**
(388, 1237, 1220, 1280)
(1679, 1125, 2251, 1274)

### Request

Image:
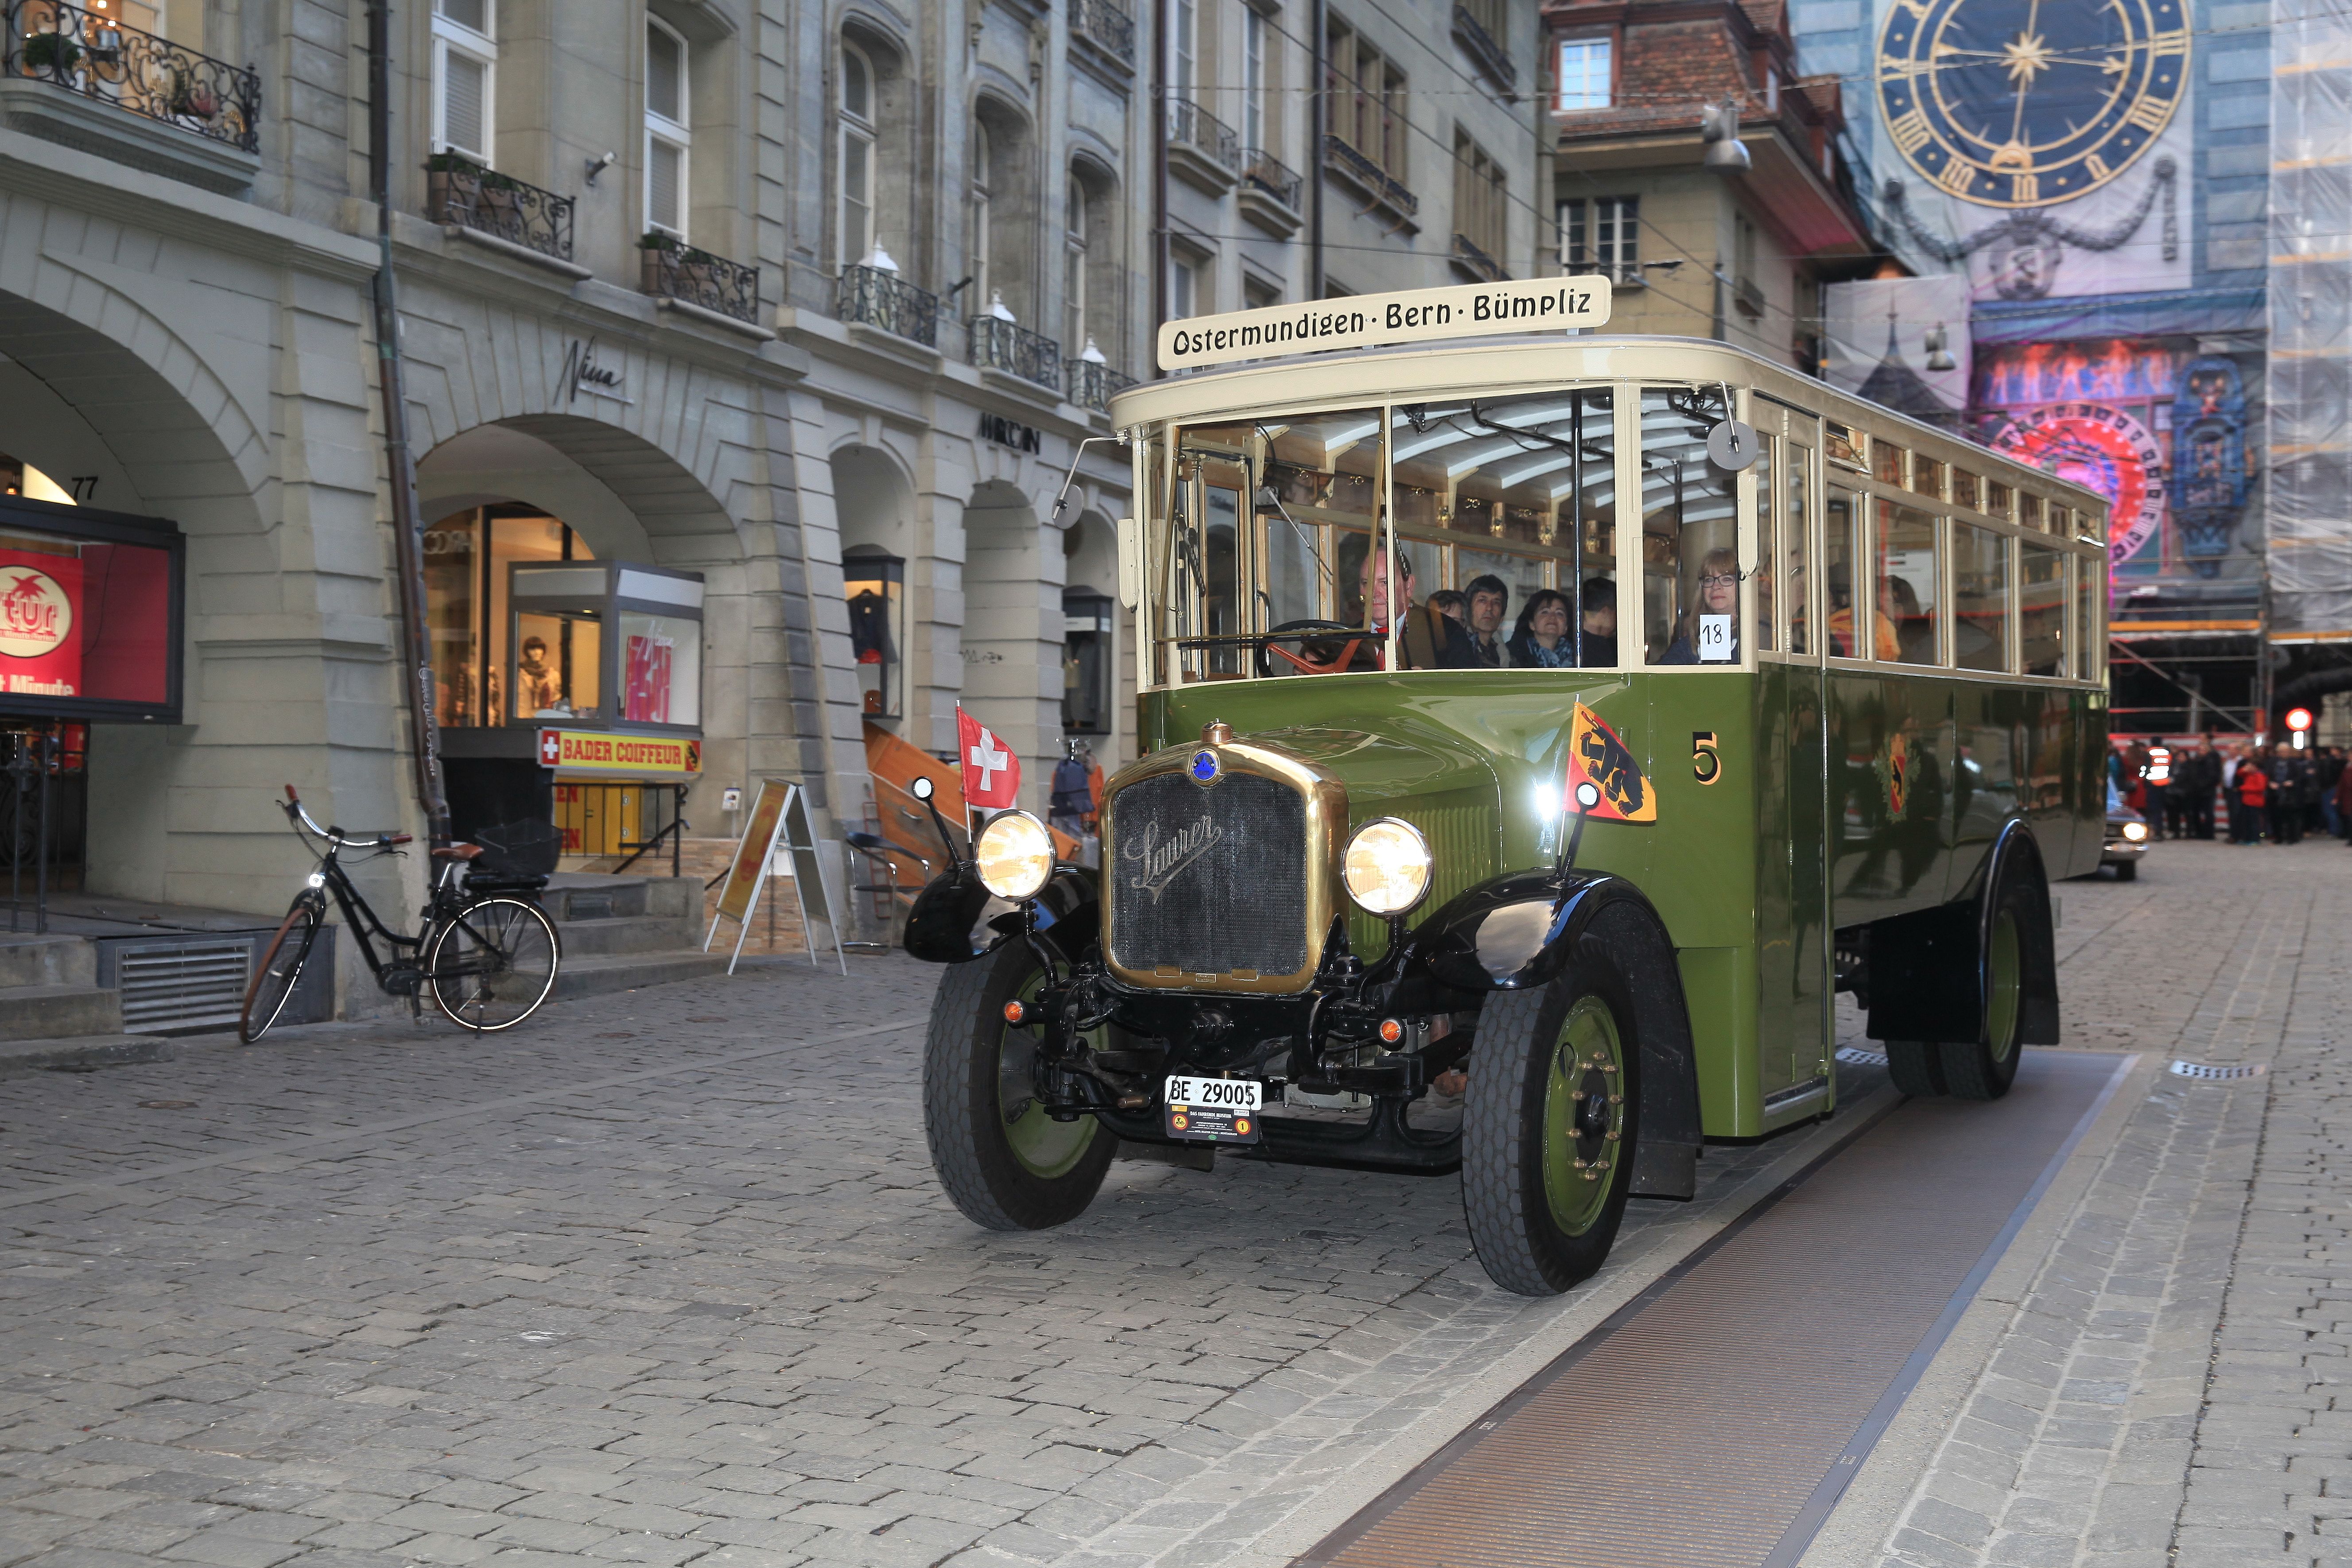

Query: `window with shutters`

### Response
(644, 16, 691, 238)
(432, 0, 496, 162)
(1325, 20, 1408, 182)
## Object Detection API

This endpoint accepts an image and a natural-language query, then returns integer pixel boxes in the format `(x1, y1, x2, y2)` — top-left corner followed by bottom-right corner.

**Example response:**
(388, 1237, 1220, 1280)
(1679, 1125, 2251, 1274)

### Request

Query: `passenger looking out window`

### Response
(1507, 590, 1576, 667)
(1579, 578, 1618, 666)
(1359, 544, 1478, 670)
(1662, 547, 1739, 663)
(1463, 573, 1510, 666)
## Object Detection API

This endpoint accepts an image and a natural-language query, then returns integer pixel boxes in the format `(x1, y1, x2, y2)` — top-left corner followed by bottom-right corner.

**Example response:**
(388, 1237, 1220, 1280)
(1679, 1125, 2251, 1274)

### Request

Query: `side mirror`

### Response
(1116, 516, 1142, 609)
(911, 775, 935, 802)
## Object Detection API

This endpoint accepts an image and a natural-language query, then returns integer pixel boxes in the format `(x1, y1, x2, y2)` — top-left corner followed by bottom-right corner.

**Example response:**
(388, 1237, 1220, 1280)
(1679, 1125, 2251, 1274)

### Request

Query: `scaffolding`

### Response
(2269, 0, 2352, 642)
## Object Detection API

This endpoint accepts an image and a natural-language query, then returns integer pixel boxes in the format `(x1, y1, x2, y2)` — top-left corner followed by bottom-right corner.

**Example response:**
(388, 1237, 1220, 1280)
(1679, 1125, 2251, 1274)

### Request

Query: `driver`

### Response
(1361, 544, 1479, 670)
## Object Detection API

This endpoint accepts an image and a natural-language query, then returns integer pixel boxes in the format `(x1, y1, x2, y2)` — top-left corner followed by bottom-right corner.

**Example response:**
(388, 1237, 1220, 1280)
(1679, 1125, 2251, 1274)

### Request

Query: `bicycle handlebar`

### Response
(279, 786, 410, 850)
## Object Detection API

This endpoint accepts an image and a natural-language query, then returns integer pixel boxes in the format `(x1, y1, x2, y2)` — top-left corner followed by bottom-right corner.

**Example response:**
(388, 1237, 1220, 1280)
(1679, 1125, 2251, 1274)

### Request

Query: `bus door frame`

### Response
(1758, 396, 1834, 1100)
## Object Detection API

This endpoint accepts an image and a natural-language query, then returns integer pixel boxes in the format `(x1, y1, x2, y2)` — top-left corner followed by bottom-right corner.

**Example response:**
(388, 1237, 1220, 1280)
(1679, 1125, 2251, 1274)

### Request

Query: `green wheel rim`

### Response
(1985, 908, 2022, 1064)
(996, 971, 1100, 1178)
(1541, 995, 1626, 1237)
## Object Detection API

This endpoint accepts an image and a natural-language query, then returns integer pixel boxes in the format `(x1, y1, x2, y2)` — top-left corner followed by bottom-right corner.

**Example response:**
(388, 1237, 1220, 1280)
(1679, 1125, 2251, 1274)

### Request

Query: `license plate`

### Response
(1164, 1075, 1263, 1144)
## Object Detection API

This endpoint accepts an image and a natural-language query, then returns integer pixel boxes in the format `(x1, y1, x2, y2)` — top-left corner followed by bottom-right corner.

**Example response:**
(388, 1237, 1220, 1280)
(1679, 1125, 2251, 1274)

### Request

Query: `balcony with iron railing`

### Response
(970, 315, 1062, 392)
(1, 0, 259, 189)
(1450, 4, 1516, 94)
(1067, 357, 1135, 414)
(1167, 96, 1242, 194)
(1450, 231, 1506, 283)
(1238, 147, 1303, 236)
(640, 235, 762, 328)
(835, 264, 940, 348)
(1070, 0, 1135, 70)
(1323, 134, 1418, 228)
(427, 152, 575, 268)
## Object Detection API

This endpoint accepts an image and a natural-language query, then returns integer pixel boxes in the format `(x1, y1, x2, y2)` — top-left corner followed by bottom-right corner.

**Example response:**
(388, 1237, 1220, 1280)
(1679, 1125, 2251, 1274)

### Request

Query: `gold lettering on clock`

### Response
(1934, 159, 1976, 196)
(1891, 109, 1933, 155)
(2126, 96, 2170, 132)
(2012, 172, 2039, 204)
(2085, 151, 2111, 181)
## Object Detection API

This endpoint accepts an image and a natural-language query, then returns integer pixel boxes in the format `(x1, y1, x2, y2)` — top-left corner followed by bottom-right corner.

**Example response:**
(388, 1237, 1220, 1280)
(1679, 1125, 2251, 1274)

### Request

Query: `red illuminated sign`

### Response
(2286, 707, 2315, 733)
(0, 550, 83, 698)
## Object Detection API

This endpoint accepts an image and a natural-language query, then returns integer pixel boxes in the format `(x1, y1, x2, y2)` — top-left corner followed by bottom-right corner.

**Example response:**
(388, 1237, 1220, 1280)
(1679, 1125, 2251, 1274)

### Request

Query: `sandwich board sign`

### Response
(703, 779, 846, 975)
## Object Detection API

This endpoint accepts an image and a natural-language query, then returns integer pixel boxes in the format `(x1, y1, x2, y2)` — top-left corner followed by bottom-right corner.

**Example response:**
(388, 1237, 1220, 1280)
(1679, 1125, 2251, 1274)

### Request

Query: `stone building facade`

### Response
(0, 0, 1156, 972)
(1541, 0, 1877, 366)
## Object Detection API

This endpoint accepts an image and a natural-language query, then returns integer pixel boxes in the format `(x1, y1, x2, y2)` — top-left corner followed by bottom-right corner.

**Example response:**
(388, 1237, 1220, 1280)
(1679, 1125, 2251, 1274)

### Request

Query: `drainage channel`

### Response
(1296, 1049, 2130, 1568)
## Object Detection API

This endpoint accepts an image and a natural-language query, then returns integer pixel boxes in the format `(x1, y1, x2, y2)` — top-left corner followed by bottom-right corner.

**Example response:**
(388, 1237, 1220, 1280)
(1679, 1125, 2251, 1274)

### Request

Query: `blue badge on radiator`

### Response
(1189, 749, 1220, 785)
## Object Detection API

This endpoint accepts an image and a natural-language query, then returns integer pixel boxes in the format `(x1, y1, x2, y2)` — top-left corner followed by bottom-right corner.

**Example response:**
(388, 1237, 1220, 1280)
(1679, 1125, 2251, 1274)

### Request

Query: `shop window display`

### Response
(425, 507, 593, 727)
(842, 547, 905, 719)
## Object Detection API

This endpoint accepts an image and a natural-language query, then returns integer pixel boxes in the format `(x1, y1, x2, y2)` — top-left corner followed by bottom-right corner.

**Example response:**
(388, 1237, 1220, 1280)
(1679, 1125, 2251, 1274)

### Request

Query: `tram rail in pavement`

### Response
(1296, 1049, 2131, 1568)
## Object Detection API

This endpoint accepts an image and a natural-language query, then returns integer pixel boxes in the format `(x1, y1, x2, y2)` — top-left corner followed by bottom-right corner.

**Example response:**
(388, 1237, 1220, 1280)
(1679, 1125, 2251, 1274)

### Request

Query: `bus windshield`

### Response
(1142, 388, 1630, 686)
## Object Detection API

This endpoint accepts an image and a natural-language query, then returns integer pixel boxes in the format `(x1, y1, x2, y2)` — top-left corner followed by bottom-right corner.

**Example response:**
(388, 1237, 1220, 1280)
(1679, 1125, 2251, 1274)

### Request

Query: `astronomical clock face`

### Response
(1990, 403, 2166, 560)
(1877, 0, 2189, 210)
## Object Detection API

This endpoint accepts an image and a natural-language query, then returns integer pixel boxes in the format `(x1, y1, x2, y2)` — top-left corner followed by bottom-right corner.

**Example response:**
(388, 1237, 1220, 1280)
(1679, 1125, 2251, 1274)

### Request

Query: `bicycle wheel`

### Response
(240, 900, 322, 1044)
(426, 895, 560, 1032)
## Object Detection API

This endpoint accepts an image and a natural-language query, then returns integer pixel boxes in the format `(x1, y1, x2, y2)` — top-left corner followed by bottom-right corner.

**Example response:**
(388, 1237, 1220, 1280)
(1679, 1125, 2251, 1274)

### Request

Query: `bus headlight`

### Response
(1344, 818, 1432, 915)
(2121, 820, 2148, 842)
(974, 811, 1055, 901)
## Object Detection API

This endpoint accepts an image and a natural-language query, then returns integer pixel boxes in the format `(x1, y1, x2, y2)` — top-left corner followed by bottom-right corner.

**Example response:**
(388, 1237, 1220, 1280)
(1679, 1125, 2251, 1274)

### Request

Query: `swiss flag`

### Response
(957, 706, 1021, 811)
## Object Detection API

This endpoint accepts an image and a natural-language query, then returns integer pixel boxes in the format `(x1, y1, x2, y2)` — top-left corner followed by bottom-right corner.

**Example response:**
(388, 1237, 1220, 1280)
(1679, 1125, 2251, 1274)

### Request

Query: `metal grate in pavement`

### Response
(2168, 1059, 2267, 1081)
(1296, 1051, 2128, 1568)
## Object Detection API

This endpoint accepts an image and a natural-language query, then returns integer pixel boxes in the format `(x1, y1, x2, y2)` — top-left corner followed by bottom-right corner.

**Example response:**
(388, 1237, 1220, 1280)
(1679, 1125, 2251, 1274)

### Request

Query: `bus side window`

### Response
(1640, 387, 1740, 665)
(1785, 442, 1812, 655)
(2020, 542, 2065, 676)
(1754, 438, 1776, 652)
(1824, 486, 1859, 658)
(1876, 499, 1939, 665)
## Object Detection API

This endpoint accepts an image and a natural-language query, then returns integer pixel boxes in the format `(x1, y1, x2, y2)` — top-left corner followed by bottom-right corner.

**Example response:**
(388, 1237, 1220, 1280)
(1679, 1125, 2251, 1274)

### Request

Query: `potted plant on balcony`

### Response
(166, 67, 220, 123)
(640, 230, 681, 295)
(20, 31, 82, 77)
(426, 151, 485, 222)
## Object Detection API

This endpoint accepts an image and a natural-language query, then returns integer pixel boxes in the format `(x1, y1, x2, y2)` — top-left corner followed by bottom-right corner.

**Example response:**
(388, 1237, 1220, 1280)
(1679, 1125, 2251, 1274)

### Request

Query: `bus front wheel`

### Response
(1462, 943, 1641, 1296)
(922, 940, 1115, 1231)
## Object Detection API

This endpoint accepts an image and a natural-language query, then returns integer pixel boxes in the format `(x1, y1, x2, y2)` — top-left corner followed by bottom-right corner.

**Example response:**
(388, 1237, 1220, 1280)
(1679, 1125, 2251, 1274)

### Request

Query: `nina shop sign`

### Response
(562, 338, 631, 406)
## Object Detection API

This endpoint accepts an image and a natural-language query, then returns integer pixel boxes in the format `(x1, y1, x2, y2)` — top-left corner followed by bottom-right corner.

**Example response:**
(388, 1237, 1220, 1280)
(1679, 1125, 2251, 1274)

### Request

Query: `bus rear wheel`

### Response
(922, 940, 1114, 1231)
(1462, 943, 1640, 1296)
(1940, 888, 2028, 1102)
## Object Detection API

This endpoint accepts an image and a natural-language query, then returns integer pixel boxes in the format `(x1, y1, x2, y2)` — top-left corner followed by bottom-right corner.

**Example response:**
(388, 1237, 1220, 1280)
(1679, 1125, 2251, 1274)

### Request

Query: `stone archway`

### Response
(0, 282, 346, 914)
(414, 413, 788, 844)
(960, 477, 1056, 811)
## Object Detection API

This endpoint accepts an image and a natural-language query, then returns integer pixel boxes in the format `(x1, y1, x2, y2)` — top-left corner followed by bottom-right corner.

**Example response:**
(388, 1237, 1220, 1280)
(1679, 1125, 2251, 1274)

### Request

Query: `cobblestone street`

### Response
(0, 841, 2344, 1568)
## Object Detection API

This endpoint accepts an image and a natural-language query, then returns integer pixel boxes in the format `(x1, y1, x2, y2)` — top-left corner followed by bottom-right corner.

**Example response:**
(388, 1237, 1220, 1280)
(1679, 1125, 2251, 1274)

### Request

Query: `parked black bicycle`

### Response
(238, 786, 563, 1041)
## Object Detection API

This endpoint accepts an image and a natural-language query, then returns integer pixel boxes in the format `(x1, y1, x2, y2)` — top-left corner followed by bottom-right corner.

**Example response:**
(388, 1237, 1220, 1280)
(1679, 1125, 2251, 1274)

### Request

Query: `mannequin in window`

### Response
(848, 587, 895, 667)
(519, 636, 565, 714)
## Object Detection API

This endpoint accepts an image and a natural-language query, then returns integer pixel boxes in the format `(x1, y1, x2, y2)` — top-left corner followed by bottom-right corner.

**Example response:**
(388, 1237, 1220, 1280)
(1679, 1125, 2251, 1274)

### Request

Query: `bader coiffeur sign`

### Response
(1157, 276, 1613, 373)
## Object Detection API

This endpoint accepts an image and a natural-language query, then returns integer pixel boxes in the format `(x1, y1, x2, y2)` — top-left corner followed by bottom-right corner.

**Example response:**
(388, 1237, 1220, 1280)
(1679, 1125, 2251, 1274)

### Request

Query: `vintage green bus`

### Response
(904, 314, 2110, 1296)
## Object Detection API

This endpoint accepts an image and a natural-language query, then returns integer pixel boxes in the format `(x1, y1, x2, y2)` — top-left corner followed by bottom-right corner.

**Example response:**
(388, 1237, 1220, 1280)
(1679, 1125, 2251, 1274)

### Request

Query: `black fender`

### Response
(902, 862, 1099, 965)
(1404, 871, 1702, 1199)
(1867, 818, 2060, 1046)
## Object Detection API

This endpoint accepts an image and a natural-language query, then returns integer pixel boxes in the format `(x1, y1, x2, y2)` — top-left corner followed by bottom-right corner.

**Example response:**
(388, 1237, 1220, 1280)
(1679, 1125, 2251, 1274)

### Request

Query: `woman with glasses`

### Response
(1661, 547, 1741, 664)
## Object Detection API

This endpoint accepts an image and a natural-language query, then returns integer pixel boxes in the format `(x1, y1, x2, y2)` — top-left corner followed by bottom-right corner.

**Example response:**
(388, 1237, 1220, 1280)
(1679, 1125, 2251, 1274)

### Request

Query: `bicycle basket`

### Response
(468, 818, 563, 881)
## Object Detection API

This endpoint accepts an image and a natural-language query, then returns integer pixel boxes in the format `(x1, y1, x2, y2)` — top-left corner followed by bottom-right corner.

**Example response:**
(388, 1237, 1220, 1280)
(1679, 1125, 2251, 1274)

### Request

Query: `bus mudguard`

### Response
(903, 864, 1099, 966)
(1406, 872, 1702, 1200)
(1866, 818, 2059, 1046)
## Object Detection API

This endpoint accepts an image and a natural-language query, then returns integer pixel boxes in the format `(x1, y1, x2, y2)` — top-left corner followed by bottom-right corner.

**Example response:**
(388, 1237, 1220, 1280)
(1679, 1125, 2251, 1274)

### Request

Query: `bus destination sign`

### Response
(1156, 276, 1613, 373)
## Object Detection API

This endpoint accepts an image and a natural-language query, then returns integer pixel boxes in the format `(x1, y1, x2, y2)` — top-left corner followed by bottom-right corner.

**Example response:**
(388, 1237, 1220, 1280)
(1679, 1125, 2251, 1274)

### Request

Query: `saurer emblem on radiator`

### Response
(1122, 815, 1228, 904)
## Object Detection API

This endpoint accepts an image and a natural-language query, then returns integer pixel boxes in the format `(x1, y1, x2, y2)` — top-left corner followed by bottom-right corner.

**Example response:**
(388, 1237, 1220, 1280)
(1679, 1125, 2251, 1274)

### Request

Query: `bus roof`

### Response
(1110, 334, 2111, 520)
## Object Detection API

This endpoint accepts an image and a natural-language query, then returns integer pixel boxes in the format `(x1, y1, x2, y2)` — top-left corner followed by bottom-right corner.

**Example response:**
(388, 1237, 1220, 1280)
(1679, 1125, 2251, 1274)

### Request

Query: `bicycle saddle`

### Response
(431, 844, 486, 861)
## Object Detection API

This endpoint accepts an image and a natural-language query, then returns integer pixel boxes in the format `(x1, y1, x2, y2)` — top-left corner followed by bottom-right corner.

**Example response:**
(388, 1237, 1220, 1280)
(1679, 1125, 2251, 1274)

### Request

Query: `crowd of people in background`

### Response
(2111, 737, 2351, 847)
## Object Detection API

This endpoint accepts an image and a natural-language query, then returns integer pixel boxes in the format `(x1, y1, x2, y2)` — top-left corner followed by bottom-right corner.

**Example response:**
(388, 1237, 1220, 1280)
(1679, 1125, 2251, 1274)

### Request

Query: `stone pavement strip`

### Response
(0, 839, 2341, 1568)
(1807, 838, 2351, 1568)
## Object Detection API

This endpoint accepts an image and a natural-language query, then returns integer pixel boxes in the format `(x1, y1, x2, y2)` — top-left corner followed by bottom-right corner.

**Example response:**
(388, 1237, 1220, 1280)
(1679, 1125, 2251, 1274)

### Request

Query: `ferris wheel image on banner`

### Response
(1988, 402, 2167, 567)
